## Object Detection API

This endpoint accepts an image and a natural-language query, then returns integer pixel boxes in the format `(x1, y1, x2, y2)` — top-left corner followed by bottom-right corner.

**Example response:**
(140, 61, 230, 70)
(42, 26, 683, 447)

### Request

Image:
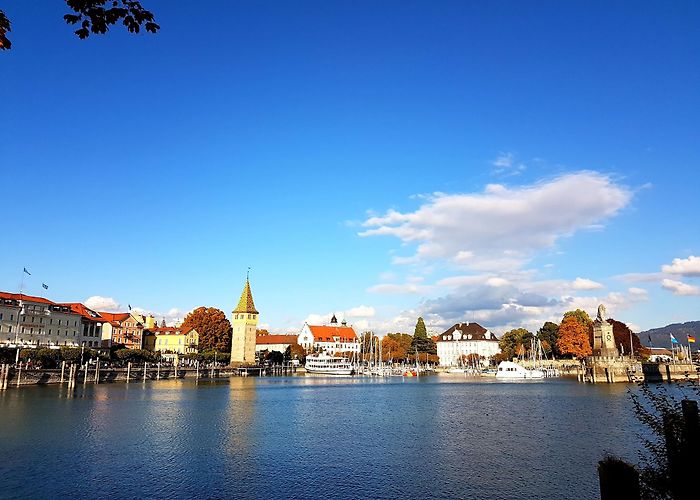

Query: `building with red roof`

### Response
(297, 314, 359, 354)
(255, 334, 298, 354)
(99, 311, 146, 350)
(0, 291, 96, 348)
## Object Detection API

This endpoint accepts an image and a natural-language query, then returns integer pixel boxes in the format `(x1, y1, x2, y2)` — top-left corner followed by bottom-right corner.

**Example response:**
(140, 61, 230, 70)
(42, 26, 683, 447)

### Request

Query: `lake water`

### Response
(0, 376, 643, 499)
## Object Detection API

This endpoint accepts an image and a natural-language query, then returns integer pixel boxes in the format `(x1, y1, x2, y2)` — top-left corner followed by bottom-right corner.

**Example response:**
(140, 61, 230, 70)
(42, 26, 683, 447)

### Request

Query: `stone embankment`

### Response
(0, 362, 232, 389)
(579, 356, 699, 384)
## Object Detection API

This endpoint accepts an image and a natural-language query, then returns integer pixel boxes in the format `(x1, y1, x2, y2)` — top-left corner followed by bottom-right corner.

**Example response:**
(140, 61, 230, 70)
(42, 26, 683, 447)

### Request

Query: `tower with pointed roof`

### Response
(230, 276, 259, 364)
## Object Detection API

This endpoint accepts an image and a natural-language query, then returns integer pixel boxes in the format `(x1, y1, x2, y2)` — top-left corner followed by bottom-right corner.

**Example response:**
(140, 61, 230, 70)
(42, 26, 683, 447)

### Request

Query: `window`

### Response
(40, 317, 43, 324)
(0, 313, 3, 320)
(22, 316, 25, 322)
(10, 314, 13, 321)
(8, 326, 11, 333)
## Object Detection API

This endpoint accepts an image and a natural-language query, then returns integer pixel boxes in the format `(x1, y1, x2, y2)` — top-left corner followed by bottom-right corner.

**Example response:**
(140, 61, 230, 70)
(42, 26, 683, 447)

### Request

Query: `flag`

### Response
(670, 333, 679, 344)
(23, 267, 31, 275)
(689, 335, 696, 343)
(648, 334, 653, 345)
(128, 304, 132, 311)
(42, 283, 48, 290)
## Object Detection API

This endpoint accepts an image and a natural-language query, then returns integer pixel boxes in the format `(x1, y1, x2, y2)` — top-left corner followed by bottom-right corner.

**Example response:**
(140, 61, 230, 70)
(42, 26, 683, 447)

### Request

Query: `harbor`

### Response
(0, 374, 645, 500)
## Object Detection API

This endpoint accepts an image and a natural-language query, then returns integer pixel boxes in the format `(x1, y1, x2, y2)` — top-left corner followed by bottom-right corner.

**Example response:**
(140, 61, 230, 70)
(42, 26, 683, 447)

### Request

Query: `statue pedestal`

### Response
(593, 320, 618, 358)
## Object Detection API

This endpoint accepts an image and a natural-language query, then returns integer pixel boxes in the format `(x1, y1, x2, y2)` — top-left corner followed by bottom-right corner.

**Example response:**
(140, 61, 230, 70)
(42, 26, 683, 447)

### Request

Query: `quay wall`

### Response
(0, 365, 232, 388)
(580, 357, 699, 384)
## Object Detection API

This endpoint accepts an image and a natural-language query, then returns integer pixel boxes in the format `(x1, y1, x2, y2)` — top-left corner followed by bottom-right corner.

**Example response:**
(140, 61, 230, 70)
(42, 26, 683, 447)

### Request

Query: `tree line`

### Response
(498, 309, 644, 361)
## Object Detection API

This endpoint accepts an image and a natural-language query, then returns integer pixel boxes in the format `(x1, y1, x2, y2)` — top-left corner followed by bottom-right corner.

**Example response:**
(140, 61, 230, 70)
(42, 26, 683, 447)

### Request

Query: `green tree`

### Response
(182, 307, 232, 352)
(411, 335, 437, 355)
(414, 317, 428, 338)
(537, 322, 560, 357)
(35, 348, 60, 368)
(498, 328, 534, 360)
(563, 309, 593, 328)
(1, 1, 159, 50)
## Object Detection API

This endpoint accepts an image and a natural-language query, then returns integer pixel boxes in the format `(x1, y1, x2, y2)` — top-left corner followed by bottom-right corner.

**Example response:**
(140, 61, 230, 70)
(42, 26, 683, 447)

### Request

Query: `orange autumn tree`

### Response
(557, 315, 592, 359)
(182, 306, 231, 352)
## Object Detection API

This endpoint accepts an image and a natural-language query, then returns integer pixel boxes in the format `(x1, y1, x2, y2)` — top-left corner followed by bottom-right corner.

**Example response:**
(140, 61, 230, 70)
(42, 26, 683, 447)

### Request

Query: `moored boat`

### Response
(495, 361, 545, 379)
(305, 352, 354, 375)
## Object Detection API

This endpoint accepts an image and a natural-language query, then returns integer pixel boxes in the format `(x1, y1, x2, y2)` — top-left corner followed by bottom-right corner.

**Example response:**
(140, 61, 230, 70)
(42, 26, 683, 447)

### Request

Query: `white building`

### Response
(0, 292, 97, 348)
(297, 315, 360, 354)
(436, 322, 500, 366)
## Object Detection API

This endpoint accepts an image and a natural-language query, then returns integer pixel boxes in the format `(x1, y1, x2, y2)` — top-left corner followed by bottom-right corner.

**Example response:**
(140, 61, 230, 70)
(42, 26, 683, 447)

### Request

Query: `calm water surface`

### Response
(0, 376, 642, 499)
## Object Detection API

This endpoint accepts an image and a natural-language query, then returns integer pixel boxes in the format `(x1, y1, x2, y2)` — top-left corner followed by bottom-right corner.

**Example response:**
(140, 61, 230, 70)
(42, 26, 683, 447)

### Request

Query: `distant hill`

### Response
(640, 321, 700, 351)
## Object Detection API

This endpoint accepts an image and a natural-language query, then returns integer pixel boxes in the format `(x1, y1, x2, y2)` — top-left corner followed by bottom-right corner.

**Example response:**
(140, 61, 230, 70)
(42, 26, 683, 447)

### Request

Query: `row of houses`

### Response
(255, 314, 500, 366)
(2, 290, 501, 366)
(0, 291, 198, 356)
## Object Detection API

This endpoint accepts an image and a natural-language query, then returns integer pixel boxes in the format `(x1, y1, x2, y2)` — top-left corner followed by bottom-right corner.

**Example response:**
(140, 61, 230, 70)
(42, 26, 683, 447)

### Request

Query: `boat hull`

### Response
(305, 367, 354, 376)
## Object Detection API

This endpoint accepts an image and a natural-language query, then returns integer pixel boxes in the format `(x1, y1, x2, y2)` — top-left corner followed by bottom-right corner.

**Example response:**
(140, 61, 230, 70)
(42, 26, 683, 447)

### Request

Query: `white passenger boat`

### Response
(495, 361, 545, 379)
(305, 352, 354, 375)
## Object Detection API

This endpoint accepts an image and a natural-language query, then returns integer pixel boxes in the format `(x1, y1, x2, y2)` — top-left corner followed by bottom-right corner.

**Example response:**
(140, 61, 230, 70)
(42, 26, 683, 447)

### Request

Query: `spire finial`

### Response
(247, 267, 251, 281)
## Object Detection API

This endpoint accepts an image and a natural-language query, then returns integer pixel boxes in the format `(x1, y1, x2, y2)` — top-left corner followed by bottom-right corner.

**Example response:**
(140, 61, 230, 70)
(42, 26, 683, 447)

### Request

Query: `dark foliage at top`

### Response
(0, 1, 159, 50)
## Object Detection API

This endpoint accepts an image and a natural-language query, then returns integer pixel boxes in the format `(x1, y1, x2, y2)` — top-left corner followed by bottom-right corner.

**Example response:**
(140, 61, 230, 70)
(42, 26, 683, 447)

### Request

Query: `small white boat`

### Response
(495, 361, 545, 379)
(305, 352, 354, 375)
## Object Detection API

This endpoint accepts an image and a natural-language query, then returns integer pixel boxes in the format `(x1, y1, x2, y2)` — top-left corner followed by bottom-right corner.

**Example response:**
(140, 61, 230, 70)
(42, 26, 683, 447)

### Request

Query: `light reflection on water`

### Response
(0, 376, 640, 499)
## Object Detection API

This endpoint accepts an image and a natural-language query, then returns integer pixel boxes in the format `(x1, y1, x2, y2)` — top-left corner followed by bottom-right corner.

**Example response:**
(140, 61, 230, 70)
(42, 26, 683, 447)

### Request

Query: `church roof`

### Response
(233, 279, 259, 314)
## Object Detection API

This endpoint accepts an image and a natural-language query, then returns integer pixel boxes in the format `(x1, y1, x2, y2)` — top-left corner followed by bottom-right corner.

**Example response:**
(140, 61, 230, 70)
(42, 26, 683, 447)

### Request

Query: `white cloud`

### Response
(662, 255, 700, 277)
(360, 172, 632, 272)
(345, 305, 376, 318)
(132, 306, 184, 326)
(661, 279, 700, 296)
(492, 152, 514, 169)
(628, 287, 648, 297)
(84, 296, 121, 312)
(571, 277, 604, 290)
(492, 152, 526, 176)
(615, 272, 666, 283)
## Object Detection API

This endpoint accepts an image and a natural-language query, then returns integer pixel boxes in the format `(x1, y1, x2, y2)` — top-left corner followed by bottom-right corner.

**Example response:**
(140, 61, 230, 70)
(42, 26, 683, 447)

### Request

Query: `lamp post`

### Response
(80, 343, 85, 365)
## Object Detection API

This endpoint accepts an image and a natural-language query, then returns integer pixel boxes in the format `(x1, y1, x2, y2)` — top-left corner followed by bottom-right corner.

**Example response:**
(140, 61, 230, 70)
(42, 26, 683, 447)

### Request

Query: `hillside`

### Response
(640, 321, 700, 351)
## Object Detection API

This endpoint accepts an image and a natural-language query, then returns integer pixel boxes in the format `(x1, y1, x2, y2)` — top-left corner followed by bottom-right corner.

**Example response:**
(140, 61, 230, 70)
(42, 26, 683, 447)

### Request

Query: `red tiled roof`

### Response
(308, 325, 358, 343)
(59, 303, 106, 322)
(0, 291, 55, 305)
(98, 312, 131, 322)
(256, 335, 298, 345)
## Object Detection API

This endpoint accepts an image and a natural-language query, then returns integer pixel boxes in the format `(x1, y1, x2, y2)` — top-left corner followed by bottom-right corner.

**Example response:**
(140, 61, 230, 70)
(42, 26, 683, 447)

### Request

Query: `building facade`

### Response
(297, 315, 360, 354)
(0, 292, 95, 348)
(99, 312, 145, 349)
(230, 278, 258, 364)
(255, 334, 298, 354)
(436, 322, 500, 366)
(144, 325, 199, 360)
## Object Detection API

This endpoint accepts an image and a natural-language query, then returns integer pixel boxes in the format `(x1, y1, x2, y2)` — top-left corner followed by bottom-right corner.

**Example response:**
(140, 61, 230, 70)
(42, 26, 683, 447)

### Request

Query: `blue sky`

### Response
(2, 0, 699, 335)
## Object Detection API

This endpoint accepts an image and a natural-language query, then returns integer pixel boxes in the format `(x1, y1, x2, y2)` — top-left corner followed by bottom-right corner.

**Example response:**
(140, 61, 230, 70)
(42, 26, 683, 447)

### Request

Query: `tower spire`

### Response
(233, 276, 258, 314)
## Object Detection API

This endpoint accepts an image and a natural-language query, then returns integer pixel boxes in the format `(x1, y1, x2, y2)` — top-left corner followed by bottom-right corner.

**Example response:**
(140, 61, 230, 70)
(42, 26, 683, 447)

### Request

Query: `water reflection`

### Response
(0, 377, 646, 499)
